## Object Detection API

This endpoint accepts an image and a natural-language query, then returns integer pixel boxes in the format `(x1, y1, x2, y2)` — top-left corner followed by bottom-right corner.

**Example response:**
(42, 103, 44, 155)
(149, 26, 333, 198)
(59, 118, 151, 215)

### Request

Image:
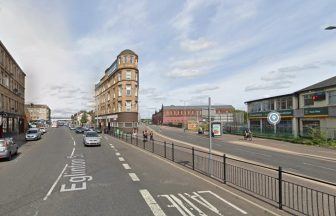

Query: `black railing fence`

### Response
(110, 132, 336, 216)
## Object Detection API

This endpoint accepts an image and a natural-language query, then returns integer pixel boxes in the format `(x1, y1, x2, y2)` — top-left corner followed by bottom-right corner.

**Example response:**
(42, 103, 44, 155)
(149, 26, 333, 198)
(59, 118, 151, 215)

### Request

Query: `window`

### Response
(118, 72, 121, 81)
(123, 56, 127, 63)
(3, 75, 9, 87)
(118, 85, 122, 96)
(135, 72, 138, 81)
(329, 90, 336, 105)
(118, 102, 122, 112)
(126, 70, 132, 80)
(135, 86, 138, 96)
(304, 94, 314, 106)
(130, 56, 134, 64)
(126, 101, 131, 111)
(126, 85, 131, 96)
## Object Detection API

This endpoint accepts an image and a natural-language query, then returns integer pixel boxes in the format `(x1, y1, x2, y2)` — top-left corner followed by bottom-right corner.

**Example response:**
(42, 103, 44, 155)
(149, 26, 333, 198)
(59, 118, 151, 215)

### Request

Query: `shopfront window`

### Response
(302, 120, 320, 137)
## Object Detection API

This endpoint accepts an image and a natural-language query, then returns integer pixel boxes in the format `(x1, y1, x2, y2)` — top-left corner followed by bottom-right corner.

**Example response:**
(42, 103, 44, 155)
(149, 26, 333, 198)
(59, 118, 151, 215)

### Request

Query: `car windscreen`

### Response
(0, 140, 4, 146)
(27, 130, 38, 134)
(86, 132, 98, 137)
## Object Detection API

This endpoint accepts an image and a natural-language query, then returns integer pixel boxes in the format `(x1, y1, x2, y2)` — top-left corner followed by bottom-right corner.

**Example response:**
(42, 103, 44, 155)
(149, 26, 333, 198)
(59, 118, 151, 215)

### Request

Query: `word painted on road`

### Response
(60, 153, 93, 192)
(158, 190, 247, 216)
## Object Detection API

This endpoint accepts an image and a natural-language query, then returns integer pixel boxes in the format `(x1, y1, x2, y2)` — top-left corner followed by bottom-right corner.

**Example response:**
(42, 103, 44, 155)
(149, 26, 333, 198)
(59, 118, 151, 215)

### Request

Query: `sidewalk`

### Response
(148, 125, 336, 161)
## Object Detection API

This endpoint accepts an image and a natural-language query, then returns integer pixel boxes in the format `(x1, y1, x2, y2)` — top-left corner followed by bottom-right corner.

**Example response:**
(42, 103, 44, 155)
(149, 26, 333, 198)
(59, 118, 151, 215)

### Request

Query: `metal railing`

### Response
(111, 132, 336, 216)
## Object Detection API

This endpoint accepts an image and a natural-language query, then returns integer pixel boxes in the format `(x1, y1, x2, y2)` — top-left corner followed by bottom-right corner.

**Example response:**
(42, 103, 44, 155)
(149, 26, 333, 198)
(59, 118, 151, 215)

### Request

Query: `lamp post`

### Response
(208, 97, 212, 176)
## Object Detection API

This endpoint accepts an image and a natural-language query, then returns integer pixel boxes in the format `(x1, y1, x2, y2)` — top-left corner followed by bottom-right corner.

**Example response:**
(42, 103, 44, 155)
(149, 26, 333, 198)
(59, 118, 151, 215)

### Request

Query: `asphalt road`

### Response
(144, 125, 336, 183)
(0, 127, 286, 216)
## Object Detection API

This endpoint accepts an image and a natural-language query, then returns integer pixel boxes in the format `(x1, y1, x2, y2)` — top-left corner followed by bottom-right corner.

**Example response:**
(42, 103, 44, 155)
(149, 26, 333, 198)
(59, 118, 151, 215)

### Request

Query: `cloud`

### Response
(190, 85, 219, 94)
(180, 37, 215, 52)
(245, 81, 293, 91)
(166, 68, 207, 78)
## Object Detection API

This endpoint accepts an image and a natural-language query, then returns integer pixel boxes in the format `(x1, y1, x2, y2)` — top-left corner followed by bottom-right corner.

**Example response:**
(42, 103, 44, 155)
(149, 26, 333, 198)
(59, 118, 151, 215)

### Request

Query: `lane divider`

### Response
(129, 173, 140, 182)
(122, 163, 131, 170)
(119, 157, 125, 162)
(43, 164, 68, 201)
(140, 189, 166, 216)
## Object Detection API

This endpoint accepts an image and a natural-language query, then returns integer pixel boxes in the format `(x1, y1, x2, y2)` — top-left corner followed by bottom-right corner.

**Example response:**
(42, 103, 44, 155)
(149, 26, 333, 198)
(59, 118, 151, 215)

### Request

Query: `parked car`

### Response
(83, 131, 101, 146)
(25, 128, 42, 141)
(95, 128, 102, 133)
(40, 127, 47, 134)
(75, 127, 84, 133)
(0, 138, 18, 161)
(69, 125, 76, 130)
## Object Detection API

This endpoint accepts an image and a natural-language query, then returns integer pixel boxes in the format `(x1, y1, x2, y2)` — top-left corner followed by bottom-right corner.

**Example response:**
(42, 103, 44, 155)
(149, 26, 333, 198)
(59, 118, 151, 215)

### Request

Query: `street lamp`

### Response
(325, 26, 336, 30)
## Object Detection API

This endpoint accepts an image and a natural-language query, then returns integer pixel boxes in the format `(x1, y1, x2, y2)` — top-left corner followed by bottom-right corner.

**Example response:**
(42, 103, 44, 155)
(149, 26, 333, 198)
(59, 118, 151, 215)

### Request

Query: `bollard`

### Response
(192, 147, 195, 170)
(164, 141, 166, 158)
(172, 142, 175, 162)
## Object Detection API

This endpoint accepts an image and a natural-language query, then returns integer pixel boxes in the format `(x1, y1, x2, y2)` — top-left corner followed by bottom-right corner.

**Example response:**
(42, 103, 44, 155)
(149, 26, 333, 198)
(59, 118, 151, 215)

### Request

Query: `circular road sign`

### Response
(267, 111, 281, 125)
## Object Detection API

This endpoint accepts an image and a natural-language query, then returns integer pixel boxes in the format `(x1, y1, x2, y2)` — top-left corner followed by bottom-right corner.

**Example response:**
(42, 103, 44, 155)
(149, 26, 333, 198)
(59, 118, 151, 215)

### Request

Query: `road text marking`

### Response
(43, 164, 68, 200)
(140, 189, 166, 216)
(129, 173, 140, 181)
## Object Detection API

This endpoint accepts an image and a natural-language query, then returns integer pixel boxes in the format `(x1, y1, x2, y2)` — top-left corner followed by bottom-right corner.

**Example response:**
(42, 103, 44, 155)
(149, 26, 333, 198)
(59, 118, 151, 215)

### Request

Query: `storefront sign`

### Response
(304, 107, 328, 116)
(249, 110, 293, 118)
(212, 123, 221, 136)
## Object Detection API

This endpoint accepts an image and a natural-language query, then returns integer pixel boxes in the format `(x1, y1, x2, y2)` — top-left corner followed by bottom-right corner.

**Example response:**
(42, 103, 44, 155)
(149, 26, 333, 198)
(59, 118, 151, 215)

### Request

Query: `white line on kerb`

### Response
(116, 152, 121, 156)
(122, 163, 131, 170)
(43, 164, 68, 201)
(140, 189, 166, 216)
(70, 148, 75, 158)
(129, 173, 140, 181)
(119, 157, 125, 162)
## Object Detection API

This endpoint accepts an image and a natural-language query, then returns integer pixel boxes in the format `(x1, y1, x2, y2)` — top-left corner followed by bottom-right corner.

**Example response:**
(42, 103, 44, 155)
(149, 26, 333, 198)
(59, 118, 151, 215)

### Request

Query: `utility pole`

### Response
(208, 97, 212, 176)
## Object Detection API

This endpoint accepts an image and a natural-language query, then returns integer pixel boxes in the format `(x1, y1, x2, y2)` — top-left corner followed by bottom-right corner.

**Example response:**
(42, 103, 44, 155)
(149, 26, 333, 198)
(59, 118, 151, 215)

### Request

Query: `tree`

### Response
(80, 112, 88, 125)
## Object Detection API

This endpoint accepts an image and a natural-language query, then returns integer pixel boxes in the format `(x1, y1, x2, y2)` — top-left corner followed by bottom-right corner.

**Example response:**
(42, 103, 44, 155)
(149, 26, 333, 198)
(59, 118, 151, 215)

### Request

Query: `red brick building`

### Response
(152, 105, 235, 126)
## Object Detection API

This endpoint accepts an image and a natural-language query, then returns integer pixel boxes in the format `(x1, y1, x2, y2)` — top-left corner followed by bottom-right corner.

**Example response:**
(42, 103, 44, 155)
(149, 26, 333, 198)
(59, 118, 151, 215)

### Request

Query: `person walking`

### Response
(149, 131, 153, 141)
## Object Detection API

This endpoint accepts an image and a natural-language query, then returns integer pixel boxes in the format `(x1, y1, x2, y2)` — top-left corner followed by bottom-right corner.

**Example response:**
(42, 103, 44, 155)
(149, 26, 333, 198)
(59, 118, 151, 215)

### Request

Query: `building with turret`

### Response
(95, 49, 139, 133)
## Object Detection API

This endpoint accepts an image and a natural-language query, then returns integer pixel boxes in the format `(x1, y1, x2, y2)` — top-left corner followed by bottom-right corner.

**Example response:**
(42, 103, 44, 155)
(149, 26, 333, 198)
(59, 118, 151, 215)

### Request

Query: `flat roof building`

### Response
(25, 104, 51, 122)
(245, 76, 336, 138)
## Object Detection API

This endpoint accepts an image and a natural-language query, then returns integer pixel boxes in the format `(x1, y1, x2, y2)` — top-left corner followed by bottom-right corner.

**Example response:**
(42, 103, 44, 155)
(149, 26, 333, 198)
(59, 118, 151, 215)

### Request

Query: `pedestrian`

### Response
(143, 131, 146, 141)
(150, 131, 153, 141)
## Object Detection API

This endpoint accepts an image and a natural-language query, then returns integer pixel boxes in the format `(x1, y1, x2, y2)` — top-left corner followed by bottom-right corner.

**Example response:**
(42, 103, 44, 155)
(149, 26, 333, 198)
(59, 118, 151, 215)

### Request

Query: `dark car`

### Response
(75, 127, 84, 133)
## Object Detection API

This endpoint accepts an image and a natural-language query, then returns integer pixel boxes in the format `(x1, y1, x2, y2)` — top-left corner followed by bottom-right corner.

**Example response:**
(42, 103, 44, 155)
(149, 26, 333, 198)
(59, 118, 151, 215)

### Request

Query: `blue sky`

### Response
(0, 0, 336, 117)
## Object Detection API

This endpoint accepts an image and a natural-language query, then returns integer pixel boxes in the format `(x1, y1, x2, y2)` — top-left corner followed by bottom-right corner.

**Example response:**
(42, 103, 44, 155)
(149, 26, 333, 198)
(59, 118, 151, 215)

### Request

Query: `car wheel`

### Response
(7, 152, 12, 161)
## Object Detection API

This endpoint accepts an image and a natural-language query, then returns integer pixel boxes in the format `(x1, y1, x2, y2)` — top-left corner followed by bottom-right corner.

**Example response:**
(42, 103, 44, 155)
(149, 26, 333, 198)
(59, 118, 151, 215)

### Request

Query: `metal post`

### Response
(192, 147, 195, 170)
(126, 134, 127, 142)
(131, 134, 133, 144)
(136, 135, 138, 146)
(152, 140, 154, 153)
(164, 141, 166, 158)
(278, 166, 283, 209)
(208, 97, 212, 175)
(223, 154, 226, 184)
(172, 142, 175, 162)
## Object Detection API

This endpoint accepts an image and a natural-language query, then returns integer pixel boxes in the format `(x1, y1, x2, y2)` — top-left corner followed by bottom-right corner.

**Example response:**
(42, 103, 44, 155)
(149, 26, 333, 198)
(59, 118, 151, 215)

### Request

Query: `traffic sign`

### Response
(267, 111, 281, 125)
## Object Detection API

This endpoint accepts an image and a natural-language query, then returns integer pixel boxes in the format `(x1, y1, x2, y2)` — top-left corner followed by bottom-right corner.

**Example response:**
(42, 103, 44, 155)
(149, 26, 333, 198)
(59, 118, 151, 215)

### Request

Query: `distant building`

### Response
(72, 111, 93, 126)
(95, 49, 139, 133)
(25, 104, 51, 122)
(152, 105, 240, 126)
(245, 76, 336, 138)
(0, 40, 26, 136)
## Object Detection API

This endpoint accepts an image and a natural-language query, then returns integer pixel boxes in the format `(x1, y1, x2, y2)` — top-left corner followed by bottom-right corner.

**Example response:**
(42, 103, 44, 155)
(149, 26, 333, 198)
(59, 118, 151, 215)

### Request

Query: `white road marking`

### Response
(43, 164, 68, 201)
(116, 152, 121, 156)
(122, 163, 131, 169)
(129, 173, 140, 181)
(119, 157, 125, 161)
(140, 189, 166, 216)
(113, 137, 281, 216)
(303, 162, 336, 171)
(198, 191, 247, 214)
(159, 195, 189, 216)
(73, 140, 76, 146)
(70, 148, 75, 158)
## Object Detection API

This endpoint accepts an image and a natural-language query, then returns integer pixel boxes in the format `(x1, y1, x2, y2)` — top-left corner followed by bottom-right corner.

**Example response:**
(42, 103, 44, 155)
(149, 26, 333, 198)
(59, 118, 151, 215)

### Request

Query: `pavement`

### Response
(0, 127, 287, 216)
(143, 125, 336, 183)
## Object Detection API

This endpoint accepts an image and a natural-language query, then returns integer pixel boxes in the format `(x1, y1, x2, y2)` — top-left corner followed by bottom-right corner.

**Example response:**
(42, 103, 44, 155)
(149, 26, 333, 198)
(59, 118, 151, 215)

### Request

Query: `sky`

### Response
(0, 0, 335, 118)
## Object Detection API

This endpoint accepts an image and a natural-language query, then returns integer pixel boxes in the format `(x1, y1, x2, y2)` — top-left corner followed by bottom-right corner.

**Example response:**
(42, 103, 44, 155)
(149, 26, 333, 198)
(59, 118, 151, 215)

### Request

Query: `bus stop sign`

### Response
(267, 111, 281, 125)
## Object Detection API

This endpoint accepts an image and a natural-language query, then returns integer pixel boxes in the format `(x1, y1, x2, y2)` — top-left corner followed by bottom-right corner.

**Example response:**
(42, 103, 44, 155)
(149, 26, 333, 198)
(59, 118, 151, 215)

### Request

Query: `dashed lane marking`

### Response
(129, 173, 140, 181)
(122, 163, 131, 170)
(119, 157, 125, 162)
(69, 148, 75, 158)
(140, 189, 166, 216)
(116, 152, 121, 156)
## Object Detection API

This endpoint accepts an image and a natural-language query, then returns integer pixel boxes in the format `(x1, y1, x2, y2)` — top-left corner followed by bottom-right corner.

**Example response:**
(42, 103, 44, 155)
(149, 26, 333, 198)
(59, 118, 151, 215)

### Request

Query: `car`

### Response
(75, 127, 84, 133)
(40, 127, 47, 134)
(83, 131, 101, 146)
(25, 128, 42, 141)
(0, 138, 18, 161)
(69, 125, 76, 130)
(95, 128, 102, 133)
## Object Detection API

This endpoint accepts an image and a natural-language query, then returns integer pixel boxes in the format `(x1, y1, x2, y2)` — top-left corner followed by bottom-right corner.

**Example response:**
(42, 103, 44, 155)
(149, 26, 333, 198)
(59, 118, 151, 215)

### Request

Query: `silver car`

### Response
(25, 128, 42, 141)
(83, 131, 101, 146)
(0, 138, 18, 161)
